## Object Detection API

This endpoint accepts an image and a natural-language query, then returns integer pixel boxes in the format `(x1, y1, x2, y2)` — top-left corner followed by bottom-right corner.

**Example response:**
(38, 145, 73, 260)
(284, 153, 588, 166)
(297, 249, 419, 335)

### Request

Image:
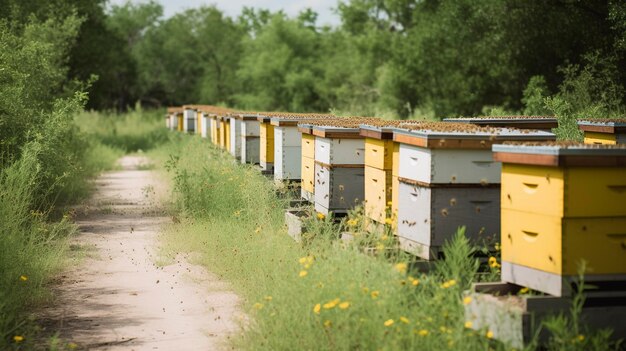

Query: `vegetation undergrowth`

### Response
(156, 135, 619, 351)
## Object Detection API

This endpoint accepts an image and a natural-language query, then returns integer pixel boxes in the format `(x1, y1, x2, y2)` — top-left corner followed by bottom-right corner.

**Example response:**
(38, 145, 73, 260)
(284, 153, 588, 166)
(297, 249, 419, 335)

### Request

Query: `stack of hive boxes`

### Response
(444, 116, 558, 132)
(300, 118, 379, 215)
(182, 106, 197, 134)
(269, 113, 335, 181)
(235, 113, 261, 164)
(229, 114, 242, 159)
(299, 123, 316, 201)
(578, 119, 626, 145)
(258, 114, 275, 171)
(360, 120, 424, 226)
(493, 142, 626, 296)
(393, 123, 555, 260)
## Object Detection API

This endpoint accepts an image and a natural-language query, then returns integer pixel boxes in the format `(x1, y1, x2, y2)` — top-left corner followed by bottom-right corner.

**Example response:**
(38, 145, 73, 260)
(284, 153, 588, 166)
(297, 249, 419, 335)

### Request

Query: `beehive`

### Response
(444, 116, 558, 131)
(183, 108, 197, 133)
(493, 142, 626, 296)
(210, 114, 220, 145)
(223, 116, 231, 151)
(299, 125, 316, 201)
(177, 112, 184, 132)
(229, 115, 242, 159)
(258, 115, 275, 171)
(578, 119, 626, 145)
(235, 114, 261, 164)
(393, 123, 555, 259)
(201, 114, 209, 139)
(360, 120, 423, 224)
(270, 113, 335, 181)
(300, 118, 379, 214)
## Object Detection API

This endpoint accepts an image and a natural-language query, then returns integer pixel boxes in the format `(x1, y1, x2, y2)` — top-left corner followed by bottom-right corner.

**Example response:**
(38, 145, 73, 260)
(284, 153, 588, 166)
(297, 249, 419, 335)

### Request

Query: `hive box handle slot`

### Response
(472, 161, 494, 167)
(522, 230, 539, 242)
(607, 185, 626, 193)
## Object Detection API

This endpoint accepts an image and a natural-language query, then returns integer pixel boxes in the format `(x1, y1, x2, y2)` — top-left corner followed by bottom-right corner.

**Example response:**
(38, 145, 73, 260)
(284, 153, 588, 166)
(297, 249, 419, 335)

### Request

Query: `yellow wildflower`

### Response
(254, 226, 262, 234)
(299, 270, 308, 278)
(412, 279, 419, 286)
(362, 287, 370, 293)
(519, 287, 529, 294)
(234, 210, 241, 217)
(253, 303, 264, 310)
(494, 243, 500, 251)
(577, 334, 585, 342)
(13, 335, 24, 343)
(68, 342, 78, 349)
(19, 275, 28, 282)
(324, 320, 332, 328)
(376, 243, 385, 251)
(264, 296, 273, 301)
(299, 257, 307, 264)
(400, 317, 410, 324)
(323, 298, 340, 309)
(486, 330, 494, 339)
(394, 263, 407, 273)
(418, 329, 429, 336)
(387, 201, 393, 206)
(339, 301, 351, 310)
(464, 321, 473, 329)
(488, 256, 500, 268)
(463, 296, 472, 305)
(316, 213, 325, 220)
(347, 219, 358, 227)
(384, 217, 393, 225)
(441, 279, 457, 288)
(313, 303, 321, 314)
(371, 290, 380, 299)
(384, 319, 394, 327)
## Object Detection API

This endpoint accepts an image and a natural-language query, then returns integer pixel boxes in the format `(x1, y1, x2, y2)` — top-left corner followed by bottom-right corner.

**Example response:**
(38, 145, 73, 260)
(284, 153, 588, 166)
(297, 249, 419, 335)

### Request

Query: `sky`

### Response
(107, 0, 341, 26)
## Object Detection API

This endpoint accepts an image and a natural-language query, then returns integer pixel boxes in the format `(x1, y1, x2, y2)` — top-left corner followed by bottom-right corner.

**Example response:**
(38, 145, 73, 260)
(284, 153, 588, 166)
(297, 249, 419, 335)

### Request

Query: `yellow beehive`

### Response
(177, 112, 184, 132)
(224, 117, 231, 151)
(360, 121, 422, 225)
(493, 142, 626, 296)
(258, 116, 275, 171)
(578, 119, 625, 145)
(300, 132, 316, 200)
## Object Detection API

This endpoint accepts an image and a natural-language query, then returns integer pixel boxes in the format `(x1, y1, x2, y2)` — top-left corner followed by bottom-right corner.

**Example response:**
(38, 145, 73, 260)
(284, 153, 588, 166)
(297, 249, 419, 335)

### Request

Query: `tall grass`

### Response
(0, 145, 76, 347)
(157, 134, 620, 351)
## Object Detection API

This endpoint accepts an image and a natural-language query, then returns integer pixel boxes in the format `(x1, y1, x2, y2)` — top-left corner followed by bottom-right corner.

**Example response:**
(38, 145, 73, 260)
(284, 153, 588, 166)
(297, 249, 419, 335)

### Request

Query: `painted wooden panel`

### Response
(302, 134, 315, 159)
(177, 114, 183, 132)
(397, 182, 500, 259)
(196, 111, 202, 134)
(260, 123, 275, 164)
(275, 146, 301, 180)
(219, 120, 227, 149)
(501, 164, 626, 218)
(364, 166, 393, 223)
(276, 126, 302, 147)
(365, 138, 394, 170)
(502, 210, 626, 277)
(301, 156, 315, 193)
(314, 163, 365, 214)
(241, 120, 261, 137)
(230, 118, 242, 159)
(584, 131, 617, 145)
(392, 142, 399, 177)
(391, 175, 399, 229)
(224, 121, 231, 151)
(184, 109, 196, 133)
(315, 137, 365, 165)
(241, 136, 259, 164)
(398, 144, 500, 184)
(201, 116, 209, 138)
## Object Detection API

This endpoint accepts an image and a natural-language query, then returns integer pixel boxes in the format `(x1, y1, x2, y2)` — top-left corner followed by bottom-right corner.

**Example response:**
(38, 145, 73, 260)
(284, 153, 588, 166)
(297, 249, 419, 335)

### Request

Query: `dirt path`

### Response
(40, 156, 243, 350)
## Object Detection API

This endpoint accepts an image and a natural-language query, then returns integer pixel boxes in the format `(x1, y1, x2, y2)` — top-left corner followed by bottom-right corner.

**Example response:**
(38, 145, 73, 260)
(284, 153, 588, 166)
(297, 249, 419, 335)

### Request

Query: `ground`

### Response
(39, 156, 243, 350)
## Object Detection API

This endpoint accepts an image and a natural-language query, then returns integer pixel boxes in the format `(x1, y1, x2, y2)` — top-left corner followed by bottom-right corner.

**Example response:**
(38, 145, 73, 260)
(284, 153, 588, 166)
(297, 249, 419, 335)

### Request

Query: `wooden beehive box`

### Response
(298, 124, 316, 201)
(183, 107, 197, 133)
(236, 114, 260, 165)
(209, 114, 219, 145)
(578, 119, 626, 145)
(229, 115, 242, 159)
(493, 142, 626, 296)
(311, 122, 370, 215)
(444, 116, 558, 131)
(360, 121, 423, 224)
(393, 123, 556, 259)
(270, 113, 335, 181)
(258, 115, 275, 171)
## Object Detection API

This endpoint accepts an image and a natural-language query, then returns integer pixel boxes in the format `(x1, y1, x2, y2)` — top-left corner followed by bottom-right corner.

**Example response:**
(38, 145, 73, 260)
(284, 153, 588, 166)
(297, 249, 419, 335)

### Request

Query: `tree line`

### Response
(2, 0, 625, 120)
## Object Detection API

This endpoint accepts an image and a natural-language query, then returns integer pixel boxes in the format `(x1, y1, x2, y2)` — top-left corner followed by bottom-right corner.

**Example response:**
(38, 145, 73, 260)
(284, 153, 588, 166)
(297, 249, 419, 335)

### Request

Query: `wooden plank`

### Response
(494, 152, 626, 167)
(359, 128, 393, 140)
(312, 129, 364, 139)
(493, 152, 559, 166)
(314, 161, 364, 169)
(397, 177, 500, 188)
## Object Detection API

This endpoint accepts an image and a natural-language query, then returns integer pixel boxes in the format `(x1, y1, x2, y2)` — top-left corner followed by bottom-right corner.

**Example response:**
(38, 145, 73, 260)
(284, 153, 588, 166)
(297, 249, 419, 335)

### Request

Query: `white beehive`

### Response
(238, 114, 261, 164)
(183, 108, 196, 134)
(230, 117, 242, 159)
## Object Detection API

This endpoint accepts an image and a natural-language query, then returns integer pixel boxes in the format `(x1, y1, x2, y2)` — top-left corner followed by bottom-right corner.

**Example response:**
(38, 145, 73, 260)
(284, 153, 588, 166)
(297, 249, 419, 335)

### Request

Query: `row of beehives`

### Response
(166, 106, 626, 298)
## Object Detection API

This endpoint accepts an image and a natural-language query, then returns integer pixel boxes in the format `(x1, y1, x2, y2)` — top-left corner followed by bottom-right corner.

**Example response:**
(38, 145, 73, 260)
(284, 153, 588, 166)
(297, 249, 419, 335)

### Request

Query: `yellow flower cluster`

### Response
(316, 213, 325, 220)
(441, 279, 456, 288)
(393, 262, 407, 274)
(19, 275, 28, 282)
(313, 298, 351, 316)
(298, 256, 314, 278)
(488, 256, 500, 269)
(346, 219, 358, 227)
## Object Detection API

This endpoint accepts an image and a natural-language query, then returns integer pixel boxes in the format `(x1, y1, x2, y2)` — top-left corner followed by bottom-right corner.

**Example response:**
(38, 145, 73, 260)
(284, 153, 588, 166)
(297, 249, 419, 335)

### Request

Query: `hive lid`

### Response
(393, 122, 555, 149)
(304, 117, 381, 138)
(493, 142, 626, 166)
(360, 120, 424, 140)
(231, 112, 259, 121)
(269, 114, 335, 126)
(444, 116, 558, 129)
(167, 107, 183, 114)
(577, 119, 626, 133)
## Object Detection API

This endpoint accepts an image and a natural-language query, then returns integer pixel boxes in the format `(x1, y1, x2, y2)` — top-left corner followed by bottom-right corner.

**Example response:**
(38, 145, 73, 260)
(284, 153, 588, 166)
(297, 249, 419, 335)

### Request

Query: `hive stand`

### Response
(578, 119, 626, 145)
(443, 116, 558, 132)
(465, 282, 626, 349)
(393, 124, 555, 260)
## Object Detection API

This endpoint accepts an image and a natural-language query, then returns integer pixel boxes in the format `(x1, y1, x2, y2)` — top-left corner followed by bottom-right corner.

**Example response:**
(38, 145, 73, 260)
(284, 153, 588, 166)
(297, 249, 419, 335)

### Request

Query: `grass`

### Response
(154, 134, 620, 351)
